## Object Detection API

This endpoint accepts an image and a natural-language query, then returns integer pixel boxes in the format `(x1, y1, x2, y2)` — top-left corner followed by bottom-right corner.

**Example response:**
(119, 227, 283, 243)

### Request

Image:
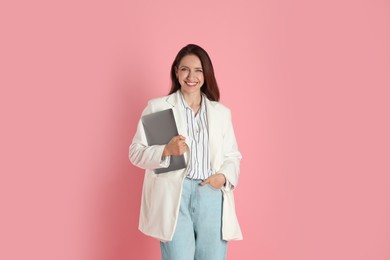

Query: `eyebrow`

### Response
(179, 65, 203, 69)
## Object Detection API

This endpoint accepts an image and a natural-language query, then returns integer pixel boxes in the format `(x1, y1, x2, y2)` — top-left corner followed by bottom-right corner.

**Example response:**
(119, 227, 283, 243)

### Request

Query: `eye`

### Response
(180, 67, 188, 71)
(196, 69, 203, 73)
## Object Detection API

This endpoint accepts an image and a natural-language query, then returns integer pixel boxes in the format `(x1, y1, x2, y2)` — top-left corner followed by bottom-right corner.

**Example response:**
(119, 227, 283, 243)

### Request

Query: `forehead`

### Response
(179, 54, 202, 67)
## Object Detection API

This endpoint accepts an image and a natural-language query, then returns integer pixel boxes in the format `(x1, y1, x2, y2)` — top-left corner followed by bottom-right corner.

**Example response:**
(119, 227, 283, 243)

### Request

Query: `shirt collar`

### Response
(178, 90, 206, 114)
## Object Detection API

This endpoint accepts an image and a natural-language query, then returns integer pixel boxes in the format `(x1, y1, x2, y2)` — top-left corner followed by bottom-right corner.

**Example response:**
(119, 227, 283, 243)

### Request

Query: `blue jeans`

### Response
(160, 178, 227, 260)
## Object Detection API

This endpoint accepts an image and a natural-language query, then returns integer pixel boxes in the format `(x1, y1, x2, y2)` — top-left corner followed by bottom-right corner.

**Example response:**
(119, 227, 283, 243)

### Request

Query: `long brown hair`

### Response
(169, 44, 220, 101)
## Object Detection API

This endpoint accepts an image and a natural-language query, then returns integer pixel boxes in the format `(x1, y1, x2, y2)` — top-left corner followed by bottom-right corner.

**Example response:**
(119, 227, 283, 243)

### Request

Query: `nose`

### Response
(187, 70, 195, 80)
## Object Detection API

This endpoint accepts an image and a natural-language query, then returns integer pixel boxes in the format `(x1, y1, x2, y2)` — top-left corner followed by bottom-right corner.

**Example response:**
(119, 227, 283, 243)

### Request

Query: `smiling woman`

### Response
(169, 44, 220, 103)
(129, 44, 243, 260)
(175, 55, 205, 114)
(175, 55, 205, 101)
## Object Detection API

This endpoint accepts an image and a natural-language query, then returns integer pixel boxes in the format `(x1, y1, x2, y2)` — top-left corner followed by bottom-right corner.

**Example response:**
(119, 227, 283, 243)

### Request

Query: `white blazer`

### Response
(129, 90, 243, 241)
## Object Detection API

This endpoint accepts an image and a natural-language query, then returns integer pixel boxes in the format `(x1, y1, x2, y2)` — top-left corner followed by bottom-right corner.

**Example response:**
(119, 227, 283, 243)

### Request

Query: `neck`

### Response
(181, 90, 202, 107)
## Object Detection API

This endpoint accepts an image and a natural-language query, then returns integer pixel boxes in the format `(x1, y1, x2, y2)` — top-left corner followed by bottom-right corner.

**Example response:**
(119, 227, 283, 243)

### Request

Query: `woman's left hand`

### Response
(199, 173, 226, 189)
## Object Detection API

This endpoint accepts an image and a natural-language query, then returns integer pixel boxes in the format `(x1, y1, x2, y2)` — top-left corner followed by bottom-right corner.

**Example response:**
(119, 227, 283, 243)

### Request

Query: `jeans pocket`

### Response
(206, 183, 222, 191)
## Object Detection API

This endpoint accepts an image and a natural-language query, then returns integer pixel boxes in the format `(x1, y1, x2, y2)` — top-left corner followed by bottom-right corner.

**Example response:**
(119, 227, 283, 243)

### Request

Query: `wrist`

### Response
(162, 146, 170, 157)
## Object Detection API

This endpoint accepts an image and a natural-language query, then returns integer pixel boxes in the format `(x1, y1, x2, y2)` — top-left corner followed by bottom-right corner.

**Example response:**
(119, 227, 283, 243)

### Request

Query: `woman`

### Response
(129, 44, 242, 260)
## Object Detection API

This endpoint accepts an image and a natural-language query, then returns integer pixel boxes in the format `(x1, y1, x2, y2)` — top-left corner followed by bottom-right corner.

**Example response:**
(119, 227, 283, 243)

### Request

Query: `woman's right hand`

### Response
(162, 135, 187, 156)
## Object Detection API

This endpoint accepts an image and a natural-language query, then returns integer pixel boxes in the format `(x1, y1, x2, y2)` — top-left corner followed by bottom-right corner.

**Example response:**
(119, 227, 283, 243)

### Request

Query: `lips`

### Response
(185, 81, 198, 87)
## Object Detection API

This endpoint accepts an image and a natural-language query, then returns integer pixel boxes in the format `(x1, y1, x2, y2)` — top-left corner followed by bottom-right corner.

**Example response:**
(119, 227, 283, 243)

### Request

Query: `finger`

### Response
(177, 135, 186, 140)
(199, 178, 209, 186)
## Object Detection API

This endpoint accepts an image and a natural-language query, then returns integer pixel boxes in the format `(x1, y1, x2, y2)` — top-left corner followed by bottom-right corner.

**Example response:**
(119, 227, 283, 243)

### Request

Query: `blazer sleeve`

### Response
(128, 100, 171, 170)
(219, 109, 242, 189)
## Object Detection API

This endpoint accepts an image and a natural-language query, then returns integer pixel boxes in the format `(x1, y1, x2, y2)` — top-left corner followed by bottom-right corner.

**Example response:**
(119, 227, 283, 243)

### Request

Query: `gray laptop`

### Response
(141, 108, 186, 174)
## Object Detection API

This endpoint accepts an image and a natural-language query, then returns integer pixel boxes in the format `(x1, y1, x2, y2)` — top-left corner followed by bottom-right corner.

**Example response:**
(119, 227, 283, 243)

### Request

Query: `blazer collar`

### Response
(165, 90, 183, 109)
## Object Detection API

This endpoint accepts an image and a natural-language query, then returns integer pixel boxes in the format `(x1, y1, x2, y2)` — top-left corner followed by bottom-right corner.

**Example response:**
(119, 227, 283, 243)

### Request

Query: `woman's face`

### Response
(175, 54, 204, 95)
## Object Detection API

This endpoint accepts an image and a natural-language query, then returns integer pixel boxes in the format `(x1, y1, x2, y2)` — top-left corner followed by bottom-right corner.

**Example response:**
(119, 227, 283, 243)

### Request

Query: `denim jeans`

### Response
(160, 178, 227, 260)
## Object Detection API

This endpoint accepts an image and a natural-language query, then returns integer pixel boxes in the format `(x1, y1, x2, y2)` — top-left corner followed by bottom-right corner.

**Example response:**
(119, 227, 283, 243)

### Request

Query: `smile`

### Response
(185, 81, 198, 87)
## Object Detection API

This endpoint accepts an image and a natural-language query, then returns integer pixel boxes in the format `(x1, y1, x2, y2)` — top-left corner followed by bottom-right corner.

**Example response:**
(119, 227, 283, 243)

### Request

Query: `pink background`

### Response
(1, 0, 389, 259)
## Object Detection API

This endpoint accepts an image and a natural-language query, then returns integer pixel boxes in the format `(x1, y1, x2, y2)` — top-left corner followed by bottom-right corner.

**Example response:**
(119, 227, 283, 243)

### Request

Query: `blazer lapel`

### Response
(205, 97, 219, 171)
(165, 91, 188, 141)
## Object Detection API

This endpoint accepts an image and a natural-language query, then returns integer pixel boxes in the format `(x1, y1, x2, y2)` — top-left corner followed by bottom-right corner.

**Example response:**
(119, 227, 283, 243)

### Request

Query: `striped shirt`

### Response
(179, 90, 211, 180)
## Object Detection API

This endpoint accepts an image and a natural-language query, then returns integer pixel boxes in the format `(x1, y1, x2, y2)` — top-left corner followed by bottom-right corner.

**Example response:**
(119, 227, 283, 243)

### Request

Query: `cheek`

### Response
(178, 72, 188, 80)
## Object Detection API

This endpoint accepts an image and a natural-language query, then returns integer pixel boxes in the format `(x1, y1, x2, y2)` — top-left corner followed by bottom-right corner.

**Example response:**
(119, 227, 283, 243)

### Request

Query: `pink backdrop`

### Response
(1, 0, 389, 259)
